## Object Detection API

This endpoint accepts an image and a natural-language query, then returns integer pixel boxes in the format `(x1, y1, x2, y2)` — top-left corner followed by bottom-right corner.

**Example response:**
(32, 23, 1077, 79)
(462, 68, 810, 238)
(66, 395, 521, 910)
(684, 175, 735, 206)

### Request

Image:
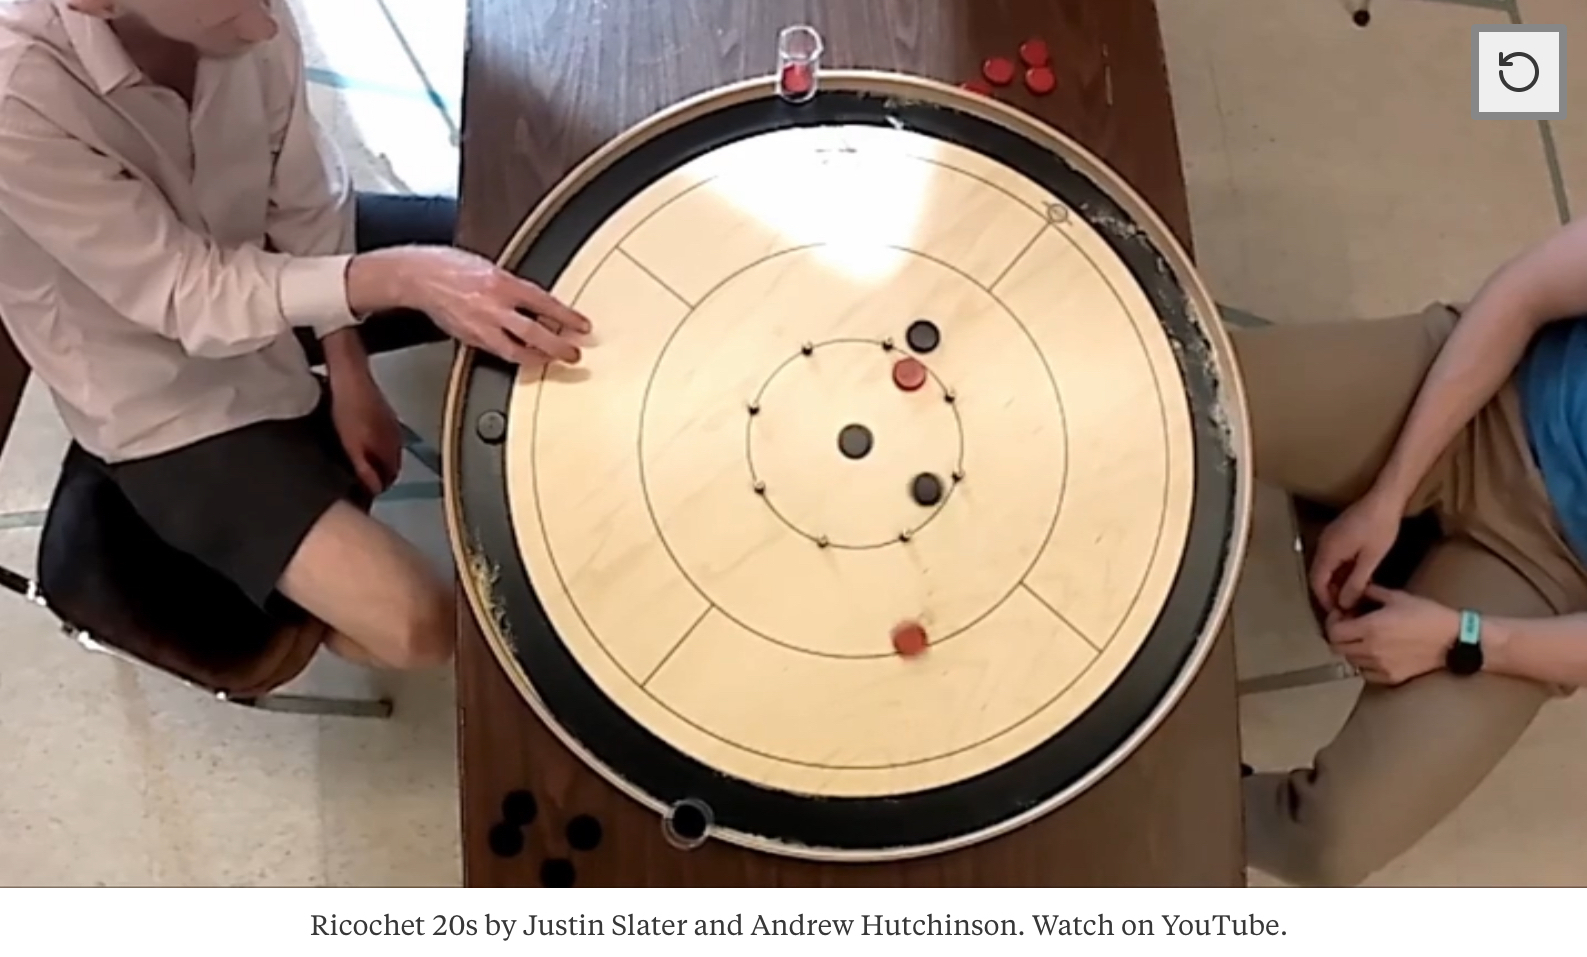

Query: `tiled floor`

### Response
(3, 0, 1585, 886)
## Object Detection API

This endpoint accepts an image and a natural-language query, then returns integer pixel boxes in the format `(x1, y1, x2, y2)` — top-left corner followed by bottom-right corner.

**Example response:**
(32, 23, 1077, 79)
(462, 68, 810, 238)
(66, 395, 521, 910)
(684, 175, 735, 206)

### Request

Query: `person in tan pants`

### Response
(1233, 217, 1587, 886)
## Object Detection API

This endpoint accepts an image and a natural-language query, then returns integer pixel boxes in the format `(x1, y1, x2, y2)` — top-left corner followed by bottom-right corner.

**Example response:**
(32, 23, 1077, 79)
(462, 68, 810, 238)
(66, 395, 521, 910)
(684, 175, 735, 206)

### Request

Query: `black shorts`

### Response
(82, 383, 371, 621)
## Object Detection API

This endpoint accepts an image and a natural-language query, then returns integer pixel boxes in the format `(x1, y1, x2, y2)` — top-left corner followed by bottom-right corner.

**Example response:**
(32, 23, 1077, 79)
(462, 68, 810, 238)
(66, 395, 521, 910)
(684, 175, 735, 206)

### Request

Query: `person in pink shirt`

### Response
(0, 0, 591, 679)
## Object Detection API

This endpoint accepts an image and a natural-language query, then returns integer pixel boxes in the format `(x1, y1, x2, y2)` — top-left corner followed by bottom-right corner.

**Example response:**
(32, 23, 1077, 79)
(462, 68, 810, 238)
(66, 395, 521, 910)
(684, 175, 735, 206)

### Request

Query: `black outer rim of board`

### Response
(451, 88, 1237, 855)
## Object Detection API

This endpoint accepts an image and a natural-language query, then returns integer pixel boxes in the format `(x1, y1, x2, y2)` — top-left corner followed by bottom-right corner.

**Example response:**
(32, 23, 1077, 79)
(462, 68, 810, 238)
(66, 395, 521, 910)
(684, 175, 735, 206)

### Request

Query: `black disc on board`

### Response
(476, 410, 507, 444)
(911, 472, 944, 507)
(448, 85, 1239, 858)
(837, 423, 873, 460)
(906, 319, 940, 354)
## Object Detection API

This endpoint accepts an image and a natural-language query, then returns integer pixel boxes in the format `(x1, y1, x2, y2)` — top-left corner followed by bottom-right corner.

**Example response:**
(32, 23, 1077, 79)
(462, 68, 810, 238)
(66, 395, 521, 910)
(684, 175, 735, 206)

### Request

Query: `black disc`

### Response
(1352, 9, 1370, 26)
(565, 814, 603, 851)
(906, 319, 940, 354)
(487, 822, 524, 858)
(476, 410, 507, 443)
(540, 858, 577, 887)
(501, 789, 538, 825)
(837, 423, 873, 460)
(910, 472, 944, 507)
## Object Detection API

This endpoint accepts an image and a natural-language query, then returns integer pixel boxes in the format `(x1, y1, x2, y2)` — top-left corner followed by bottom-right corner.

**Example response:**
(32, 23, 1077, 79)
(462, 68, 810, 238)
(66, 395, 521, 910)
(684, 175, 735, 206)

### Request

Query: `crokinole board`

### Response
(443, 71, 1252, 864)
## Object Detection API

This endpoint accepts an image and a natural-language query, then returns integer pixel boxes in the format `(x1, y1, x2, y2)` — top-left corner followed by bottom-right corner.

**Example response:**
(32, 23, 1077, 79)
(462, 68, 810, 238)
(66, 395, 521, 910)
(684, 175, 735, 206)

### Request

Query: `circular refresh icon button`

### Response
(1499, 51, 1541, 93)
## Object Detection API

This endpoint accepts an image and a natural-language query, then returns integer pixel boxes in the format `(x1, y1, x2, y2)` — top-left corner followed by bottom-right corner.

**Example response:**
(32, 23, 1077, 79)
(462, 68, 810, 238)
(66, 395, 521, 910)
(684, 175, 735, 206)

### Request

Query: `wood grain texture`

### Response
(458, 0, 1192, 257)
(456, 0, 1242, 886)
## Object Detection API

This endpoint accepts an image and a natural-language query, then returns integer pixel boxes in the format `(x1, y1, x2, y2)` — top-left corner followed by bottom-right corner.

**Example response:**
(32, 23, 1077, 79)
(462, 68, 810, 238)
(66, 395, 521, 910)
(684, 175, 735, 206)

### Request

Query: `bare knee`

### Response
(386, 582, 456, 670)
(277, 503, 459, 671)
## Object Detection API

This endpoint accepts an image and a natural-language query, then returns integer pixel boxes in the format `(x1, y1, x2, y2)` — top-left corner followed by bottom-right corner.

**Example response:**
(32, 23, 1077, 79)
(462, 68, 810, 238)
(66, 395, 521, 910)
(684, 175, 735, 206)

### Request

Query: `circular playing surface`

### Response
(445, 74, 1250, 862)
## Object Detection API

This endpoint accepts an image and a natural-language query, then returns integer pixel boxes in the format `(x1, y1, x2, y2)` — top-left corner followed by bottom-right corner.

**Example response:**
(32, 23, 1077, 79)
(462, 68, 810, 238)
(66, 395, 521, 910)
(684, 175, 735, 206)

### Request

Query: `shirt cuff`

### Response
(277, 254, 359, 339)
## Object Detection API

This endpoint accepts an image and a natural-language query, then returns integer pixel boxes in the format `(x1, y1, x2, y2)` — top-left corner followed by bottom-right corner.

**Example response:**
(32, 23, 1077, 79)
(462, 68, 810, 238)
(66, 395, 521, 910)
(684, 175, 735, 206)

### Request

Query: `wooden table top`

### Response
(454, 0, 1245, 887)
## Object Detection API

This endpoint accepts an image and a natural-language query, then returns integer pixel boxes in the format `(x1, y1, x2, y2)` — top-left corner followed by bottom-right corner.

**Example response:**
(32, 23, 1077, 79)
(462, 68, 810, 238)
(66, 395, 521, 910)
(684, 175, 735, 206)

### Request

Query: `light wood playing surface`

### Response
(503, 123, 1196, 799)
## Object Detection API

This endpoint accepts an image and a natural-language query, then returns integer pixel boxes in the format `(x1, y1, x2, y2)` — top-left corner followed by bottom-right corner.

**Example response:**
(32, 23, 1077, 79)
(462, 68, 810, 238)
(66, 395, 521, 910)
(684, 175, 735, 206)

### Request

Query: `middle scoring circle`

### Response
(747, 339, 963, 550)
(638, 244, 1066, 660)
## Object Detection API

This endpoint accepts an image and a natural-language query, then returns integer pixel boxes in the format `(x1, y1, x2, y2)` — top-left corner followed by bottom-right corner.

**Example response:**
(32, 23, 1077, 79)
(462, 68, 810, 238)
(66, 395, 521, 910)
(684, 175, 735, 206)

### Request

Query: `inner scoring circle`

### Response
(746, 338, 965, 550)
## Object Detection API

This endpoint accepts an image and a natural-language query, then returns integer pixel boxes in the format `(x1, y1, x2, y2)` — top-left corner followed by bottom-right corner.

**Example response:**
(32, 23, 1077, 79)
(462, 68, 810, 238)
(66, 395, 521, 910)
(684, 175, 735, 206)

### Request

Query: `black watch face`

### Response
(1446, 642, 1483, 676)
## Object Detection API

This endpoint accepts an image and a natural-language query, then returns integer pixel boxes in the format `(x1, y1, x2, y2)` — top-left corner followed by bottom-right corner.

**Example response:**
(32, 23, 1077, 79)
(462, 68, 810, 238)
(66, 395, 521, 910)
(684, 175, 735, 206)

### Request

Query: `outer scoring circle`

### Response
(446, 79, 1247, 862)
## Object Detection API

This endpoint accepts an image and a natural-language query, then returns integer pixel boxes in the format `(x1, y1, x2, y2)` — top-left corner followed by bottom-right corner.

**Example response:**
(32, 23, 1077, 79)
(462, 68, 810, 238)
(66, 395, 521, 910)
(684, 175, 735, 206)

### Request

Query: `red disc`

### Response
(1025, 65, 1056, 96)
(892, 622, 929, 658)
(781, 62, 812, 95)
(1019, 38, 1050, 68)
(961, 78, 994, 96)
(892, 357, 927, 392)
(982, 56, 1016, 86)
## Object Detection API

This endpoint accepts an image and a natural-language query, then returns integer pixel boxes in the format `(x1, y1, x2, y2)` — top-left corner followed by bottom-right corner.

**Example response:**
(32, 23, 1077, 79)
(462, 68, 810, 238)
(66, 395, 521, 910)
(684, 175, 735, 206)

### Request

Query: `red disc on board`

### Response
(961, 78, 995, 96)
(1019, 38, 1050, 68)
(1025, 65, 1056, 96)
(781, 62, 813, 95)
(892, 357, 928, 392)
(892, 622, 929, 658)
(982, 56, 1016, 86)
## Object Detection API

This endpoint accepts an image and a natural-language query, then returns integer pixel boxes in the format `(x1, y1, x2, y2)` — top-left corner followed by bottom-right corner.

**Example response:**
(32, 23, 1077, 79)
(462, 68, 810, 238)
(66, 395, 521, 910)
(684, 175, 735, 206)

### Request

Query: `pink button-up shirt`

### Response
(0, 0, 358, 462)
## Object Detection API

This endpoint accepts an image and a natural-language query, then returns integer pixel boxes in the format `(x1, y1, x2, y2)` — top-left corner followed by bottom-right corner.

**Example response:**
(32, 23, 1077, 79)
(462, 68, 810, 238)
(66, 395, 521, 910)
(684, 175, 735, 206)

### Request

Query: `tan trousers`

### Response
(1231, 303, 1587, 887)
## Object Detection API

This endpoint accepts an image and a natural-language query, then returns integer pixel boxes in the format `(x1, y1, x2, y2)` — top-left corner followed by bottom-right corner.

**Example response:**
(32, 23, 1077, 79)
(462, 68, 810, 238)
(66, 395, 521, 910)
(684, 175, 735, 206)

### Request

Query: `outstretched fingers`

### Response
(508, 274, 592, 335)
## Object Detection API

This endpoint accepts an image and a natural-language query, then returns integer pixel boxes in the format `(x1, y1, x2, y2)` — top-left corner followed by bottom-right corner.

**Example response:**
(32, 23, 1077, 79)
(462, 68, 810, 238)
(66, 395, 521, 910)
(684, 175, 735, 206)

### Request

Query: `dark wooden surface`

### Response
(454, 0, 1244, 886)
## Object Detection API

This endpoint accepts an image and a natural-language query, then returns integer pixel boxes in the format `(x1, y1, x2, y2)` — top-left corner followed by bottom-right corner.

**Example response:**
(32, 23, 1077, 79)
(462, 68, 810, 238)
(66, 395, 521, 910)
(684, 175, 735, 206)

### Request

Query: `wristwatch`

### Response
(1445, 609, 1485, 676)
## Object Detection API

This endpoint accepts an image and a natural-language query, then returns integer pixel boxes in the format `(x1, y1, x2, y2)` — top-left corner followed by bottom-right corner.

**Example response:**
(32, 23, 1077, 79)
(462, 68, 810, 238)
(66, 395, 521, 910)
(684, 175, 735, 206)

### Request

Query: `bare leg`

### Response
(275, 501, 456, 670)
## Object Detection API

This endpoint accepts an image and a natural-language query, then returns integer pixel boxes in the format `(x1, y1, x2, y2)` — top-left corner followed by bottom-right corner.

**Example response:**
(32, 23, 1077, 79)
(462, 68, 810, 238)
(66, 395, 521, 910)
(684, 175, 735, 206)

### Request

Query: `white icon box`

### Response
(1473, 25, 1565, 119)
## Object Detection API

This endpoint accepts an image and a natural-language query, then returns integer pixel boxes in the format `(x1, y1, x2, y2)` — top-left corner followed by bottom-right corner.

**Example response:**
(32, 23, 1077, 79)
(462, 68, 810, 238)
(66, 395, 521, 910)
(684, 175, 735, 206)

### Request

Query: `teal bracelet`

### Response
(1458, 609, 1482, 646)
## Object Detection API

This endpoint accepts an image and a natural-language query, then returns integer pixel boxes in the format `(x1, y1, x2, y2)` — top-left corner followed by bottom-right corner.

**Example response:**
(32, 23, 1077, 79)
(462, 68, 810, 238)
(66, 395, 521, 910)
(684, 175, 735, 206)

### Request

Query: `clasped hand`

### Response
(1322, 585, 1459, 685)
(1308, 490, 1460, 685)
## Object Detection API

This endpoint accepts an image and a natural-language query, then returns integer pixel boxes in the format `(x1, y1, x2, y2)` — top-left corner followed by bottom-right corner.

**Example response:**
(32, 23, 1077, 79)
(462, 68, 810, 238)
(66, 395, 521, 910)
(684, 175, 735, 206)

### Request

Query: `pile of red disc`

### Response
(961, 37, 1054, 98)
